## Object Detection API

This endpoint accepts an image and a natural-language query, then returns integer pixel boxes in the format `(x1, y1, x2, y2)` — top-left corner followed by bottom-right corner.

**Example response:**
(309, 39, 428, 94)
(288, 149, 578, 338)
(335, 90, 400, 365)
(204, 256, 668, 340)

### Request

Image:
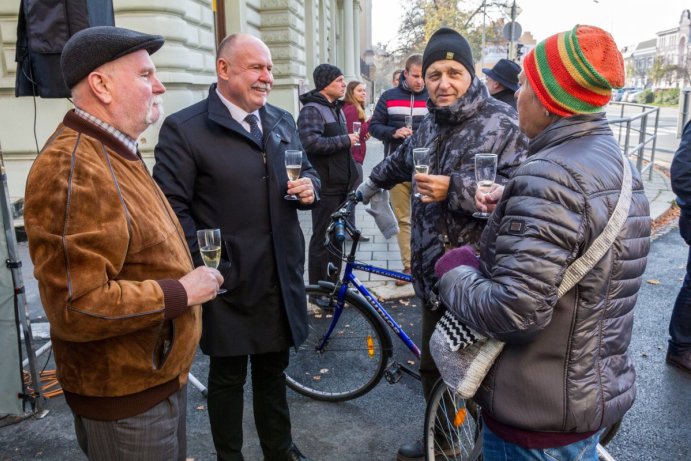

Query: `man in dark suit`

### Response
(153, 33, 319, 461)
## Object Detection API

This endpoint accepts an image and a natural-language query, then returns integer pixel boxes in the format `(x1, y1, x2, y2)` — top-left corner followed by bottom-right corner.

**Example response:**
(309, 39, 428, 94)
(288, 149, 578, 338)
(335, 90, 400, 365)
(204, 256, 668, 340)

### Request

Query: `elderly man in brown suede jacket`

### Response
(23, 26, 222, 461)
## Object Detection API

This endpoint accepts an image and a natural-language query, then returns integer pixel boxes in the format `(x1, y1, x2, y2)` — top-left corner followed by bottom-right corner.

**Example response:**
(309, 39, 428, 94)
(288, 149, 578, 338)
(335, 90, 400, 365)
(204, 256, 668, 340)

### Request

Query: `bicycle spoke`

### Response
(426, 381, 480, 461)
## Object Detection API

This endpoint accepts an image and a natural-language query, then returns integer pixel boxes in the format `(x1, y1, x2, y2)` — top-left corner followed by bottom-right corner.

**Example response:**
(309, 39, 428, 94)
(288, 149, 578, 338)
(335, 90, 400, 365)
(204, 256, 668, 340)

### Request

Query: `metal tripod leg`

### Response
(0, 160, 44, 413)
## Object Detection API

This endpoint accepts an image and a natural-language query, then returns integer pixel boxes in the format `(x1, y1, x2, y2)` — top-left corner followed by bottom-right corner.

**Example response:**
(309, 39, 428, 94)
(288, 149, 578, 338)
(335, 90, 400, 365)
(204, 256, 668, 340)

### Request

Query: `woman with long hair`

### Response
(343, 80, 370, 235)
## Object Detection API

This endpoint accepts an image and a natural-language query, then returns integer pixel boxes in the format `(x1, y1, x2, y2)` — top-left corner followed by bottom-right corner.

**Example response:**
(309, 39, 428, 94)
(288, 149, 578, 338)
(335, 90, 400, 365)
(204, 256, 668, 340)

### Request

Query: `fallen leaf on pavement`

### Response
(196, 405, 205, 411)
(646, 279, 661, 285)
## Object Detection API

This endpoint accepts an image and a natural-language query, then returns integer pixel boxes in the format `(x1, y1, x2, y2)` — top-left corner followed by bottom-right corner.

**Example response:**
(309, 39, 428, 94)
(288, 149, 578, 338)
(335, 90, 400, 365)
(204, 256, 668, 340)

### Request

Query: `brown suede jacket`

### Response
(24, 111, 201, 420)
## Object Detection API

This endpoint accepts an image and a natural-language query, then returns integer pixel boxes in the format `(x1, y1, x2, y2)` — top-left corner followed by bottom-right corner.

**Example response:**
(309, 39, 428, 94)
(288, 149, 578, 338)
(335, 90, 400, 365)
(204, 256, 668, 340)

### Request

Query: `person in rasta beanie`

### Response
(358, 26, 529, 461)
(298, 64, 359, 307)
(439, 25, 650, 460)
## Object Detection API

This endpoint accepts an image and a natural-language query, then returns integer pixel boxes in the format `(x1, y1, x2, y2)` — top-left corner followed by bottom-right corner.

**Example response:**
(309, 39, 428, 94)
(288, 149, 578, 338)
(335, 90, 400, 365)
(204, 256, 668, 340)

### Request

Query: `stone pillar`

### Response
(342, 0, 356, 80)
(260, 0, 306, 115)
(353, 0, 361, 78)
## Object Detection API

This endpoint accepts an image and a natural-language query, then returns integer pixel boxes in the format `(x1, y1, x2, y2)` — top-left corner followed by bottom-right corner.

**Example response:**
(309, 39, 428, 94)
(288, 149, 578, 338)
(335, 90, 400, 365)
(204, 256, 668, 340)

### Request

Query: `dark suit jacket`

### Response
(153, 84, 320, 355)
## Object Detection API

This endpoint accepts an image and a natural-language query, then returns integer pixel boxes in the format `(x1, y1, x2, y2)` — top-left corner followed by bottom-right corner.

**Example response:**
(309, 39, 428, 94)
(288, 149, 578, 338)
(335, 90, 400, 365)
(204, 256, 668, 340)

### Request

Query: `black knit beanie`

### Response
(313, 63, 343, 91)
(422, 27, 475, 79)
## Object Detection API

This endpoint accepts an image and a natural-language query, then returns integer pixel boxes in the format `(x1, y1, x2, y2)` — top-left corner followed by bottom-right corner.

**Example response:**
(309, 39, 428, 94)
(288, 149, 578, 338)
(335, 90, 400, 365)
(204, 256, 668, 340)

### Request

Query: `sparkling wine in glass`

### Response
(352, 121, 362, 147)
(284, 150, 302, 200)
(405, 115, 413, 131)
(197, 228, 227, 294)
(473, 153, 498, 219)
(412, 148, 430, 199)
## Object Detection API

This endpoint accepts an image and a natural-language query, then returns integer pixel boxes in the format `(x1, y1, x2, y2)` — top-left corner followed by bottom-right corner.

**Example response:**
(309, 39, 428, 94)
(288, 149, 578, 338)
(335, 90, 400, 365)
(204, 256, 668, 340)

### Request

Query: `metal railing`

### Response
(608, 101, 660, 181)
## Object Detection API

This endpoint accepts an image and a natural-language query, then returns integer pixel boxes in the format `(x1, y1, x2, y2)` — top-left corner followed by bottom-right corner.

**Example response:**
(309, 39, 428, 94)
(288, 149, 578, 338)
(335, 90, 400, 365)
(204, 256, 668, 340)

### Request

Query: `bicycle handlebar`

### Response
(327, 192, 362, 243)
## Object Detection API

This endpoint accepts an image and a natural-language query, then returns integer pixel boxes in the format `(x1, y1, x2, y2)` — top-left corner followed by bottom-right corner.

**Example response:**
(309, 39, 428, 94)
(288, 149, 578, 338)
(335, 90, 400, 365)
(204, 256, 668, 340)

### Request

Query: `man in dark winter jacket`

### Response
(298, 64, 359, 306)
(669, 119, 691, 374)
(482, 58, 520, 110)
(359, 27, 529, 461)
(369, 54, 429, 284)
(154, 33, 317, 461)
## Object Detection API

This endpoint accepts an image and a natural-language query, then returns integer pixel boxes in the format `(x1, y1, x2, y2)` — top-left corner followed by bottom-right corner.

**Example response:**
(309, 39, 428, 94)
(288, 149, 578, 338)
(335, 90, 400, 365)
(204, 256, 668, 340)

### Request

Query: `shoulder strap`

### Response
(557, 150, 633, 297)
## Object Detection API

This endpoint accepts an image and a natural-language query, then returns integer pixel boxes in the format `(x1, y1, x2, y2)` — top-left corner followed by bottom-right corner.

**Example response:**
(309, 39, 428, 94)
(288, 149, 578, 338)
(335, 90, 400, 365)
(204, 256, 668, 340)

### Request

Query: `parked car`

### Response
(612, 87, 635, 102)
(625, 88, 644, 102)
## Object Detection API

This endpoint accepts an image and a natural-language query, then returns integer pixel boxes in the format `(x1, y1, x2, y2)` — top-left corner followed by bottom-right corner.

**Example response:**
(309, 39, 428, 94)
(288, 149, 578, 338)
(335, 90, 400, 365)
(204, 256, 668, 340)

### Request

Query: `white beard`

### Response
(146, 96, 165, 129)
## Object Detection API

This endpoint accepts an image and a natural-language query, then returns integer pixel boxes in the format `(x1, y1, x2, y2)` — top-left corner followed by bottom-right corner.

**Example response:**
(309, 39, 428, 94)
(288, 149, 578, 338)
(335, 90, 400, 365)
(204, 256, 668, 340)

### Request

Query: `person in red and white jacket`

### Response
(368, 54, 428, 284)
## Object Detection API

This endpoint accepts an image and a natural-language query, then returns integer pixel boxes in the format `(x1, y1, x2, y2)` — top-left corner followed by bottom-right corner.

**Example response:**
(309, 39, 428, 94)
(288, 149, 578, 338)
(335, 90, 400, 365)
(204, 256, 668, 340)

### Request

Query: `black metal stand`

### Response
(0, 146, 44, 414)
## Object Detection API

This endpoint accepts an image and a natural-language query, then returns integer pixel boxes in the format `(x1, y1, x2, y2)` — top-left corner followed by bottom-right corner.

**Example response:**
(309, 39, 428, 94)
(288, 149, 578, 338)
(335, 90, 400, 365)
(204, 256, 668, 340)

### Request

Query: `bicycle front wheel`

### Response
(285, 286, 391, 402)
(424, 379, 481, 461)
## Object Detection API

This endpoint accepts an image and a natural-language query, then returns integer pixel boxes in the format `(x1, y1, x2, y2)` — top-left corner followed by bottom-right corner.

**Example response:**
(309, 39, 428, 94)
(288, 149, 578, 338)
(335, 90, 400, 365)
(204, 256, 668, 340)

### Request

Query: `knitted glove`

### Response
(433, 245, 485, 350)
(434, 245, 480, 277)
(365, 190, 399, 239)
(356, 178, 381, 205)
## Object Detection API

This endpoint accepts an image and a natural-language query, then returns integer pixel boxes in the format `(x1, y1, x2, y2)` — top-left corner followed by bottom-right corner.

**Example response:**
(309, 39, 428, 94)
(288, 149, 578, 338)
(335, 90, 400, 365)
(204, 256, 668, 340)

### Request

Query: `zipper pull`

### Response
(262, 152, 267, 164)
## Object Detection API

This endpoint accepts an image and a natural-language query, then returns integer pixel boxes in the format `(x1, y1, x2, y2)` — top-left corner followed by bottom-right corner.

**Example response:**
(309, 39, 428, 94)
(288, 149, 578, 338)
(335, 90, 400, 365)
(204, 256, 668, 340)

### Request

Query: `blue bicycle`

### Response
(285, 193, 482, 459)
(285, 193, 420, 401)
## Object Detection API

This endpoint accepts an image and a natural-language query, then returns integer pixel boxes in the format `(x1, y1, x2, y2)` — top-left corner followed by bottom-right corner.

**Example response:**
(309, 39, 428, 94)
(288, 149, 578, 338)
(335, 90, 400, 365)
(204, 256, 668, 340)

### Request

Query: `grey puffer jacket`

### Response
(438, 114, 651, 433)
(370, 77, 529, 301)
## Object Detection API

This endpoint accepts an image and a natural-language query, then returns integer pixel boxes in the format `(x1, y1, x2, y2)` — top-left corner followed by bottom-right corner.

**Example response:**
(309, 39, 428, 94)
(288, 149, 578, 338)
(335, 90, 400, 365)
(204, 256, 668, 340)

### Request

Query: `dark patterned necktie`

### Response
(244, 114, 264, 149)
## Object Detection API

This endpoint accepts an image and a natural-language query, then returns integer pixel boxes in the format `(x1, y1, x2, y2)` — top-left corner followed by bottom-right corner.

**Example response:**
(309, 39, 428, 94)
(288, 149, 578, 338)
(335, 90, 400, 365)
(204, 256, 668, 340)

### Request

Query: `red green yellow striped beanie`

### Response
(523, 25, 624, 117)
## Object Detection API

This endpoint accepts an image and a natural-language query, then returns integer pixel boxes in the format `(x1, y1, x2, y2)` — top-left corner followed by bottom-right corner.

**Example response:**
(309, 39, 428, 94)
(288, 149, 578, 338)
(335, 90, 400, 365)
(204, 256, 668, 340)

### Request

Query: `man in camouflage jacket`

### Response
(358, 27, 529, 461)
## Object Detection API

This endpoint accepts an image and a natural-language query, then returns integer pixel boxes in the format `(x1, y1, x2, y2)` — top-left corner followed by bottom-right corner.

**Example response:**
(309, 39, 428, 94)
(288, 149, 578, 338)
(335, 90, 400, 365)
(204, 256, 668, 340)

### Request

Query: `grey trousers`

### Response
(74, 385, 187, 461)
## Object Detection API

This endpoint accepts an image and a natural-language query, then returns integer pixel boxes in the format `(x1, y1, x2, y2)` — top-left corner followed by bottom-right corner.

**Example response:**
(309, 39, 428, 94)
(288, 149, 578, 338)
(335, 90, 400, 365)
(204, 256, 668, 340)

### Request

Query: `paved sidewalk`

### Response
(302, 139, 678, 300)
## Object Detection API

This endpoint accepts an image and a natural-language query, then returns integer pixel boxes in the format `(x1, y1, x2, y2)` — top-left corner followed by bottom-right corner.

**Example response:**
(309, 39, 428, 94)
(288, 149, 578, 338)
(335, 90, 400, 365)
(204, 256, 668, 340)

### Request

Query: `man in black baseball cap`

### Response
(24, 26, 223, 460)
(482, 58, 521, 110)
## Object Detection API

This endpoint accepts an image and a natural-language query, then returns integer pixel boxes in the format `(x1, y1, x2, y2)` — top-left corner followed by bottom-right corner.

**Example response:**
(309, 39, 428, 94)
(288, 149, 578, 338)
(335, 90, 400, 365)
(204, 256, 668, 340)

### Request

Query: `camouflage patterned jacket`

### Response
(369, 77, 529, 303)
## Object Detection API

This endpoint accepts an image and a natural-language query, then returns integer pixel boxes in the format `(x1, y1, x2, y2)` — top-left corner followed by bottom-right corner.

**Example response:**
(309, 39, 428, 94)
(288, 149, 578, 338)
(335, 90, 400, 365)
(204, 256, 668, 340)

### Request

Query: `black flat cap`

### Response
(61, 26, 164, 89)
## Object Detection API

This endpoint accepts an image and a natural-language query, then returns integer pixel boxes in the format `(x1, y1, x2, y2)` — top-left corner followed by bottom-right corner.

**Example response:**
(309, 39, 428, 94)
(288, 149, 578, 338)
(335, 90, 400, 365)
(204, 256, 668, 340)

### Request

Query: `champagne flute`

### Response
(197, 228, 227, 294)
(405, 115, 413, 131)
(473, 153, 498, 219)
(352, 121, 362, 147)
(412, 148, 430, 199)
(284, 150, 302, 200)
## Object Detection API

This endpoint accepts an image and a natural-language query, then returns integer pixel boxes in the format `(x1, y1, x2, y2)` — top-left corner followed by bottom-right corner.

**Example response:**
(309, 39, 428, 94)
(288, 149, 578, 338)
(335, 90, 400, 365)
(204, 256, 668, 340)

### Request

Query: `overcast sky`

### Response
(371, 0, 690, 49)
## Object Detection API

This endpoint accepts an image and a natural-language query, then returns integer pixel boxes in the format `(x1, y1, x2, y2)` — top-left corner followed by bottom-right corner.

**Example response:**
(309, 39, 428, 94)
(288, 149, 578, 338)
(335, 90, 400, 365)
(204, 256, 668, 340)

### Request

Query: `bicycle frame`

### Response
(316, 195, 421, 379)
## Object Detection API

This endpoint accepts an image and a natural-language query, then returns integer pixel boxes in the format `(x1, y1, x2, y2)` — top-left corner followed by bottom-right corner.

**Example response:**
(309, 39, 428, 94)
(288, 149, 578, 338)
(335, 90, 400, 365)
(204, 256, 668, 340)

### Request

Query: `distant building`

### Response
(622, 9, 690, 89)
(654, 9, 690, 88)
(630, 39, 657, 88)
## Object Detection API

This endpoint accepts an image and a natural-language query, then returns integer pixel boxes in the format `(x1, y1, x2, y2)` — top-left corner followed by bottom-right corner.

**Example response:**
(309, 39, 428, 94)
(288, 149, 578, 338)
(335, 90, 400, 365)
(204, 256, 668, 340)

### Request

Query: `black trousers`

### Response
(308, 192, 347, 284)
(207, 350, 292, 461)
(420, 305, 444, 400)
(670, 214, 691, 354)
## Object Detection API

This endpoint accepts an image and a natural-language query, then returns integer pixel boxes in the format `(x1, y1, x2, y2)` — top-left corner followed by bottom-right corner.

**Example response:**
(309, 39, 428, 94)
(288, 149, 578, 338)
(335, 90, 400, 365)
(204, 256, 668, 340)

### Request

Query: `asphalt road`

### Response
(3, 227, 691, 460)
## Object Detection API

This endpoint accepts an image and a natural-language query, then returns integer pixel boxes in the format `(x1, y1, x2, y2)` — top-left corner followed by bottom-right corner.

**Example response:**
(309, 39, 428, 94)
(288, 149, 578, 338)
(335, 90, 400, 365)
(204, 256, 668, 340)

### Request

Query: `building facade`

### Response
(0, 0, 371, 198)
(623, 9, 691, 89)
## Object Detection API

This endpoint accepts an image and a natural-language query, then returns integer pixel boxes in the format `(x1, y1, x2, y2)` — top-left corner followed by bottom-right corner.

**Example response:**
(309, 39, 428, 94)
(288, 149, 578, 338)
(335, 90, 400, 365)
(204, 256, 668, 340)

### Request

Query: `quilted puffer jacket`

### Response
(439, 113, 651, 433)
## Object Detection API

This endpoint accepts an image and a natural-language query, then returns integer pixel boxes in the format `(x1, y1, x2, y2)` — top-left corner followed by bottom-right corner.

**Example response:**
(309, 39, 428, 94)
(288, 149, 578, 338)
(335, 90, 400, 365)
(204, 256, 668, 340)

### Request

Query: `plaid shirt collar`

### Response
(74, 108, 138, 155)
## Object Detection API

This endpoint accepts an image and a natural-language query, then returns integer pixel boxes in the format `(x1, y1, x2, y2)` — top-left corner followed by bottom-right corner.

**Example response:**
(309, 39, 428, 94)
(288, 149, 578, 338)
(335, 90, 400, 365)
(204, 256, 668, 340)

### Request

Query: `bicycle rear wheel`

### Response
(285, 286, 391, 402)
(598, 419, 622, 446)
(424, 379, 482, 460)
